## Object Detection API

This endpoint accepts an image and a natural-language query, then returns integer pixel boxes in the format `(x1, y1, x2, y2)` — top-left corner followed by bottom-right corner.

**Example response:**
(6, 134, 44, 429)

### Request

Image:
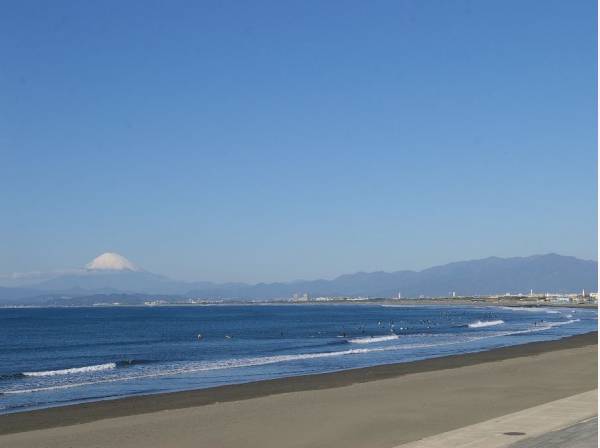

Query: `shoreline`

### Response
(1, 300, 597, 309)
(1, 331, 596, 436)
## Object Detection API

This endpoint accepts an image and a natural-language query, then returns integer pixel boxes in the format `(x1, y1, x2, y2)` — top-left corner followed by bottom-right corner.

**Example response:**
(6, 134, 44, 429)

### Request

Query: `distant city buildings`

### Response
(292, 293, 310, 302)
(487, 291, 597, 305)
(144, 300, 168, 306)
(140, 289, 597, 306)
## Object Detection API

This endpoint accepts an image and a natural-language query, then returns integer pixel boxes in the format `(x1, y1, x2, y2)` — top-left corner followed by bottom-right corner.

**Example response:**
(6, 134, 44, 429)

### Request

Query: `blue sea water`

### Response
(0, 304, 596, 414)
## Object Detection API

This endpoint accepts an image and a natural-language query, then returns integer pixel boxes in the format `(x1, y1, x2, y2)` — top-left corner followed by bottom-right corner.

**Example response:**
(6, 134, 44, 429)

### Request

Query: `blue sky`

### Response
(1, 0, 597, 282)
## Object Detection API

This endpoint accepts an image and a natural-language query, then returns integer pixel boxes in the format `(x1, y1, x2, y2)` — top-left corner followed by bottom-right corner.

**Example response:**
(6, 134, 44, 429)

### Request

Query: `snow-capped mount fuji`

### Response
(0, 253, 596, 304)
(30, 253, 187, 294)
(86, 252, 140, 272)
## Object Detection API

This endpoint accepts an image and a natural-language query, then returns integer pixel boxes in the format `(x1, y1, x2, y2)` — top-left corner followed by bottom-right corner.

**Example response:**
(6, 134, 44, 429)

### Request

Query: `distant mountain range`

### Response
(0, 253, 596, 305)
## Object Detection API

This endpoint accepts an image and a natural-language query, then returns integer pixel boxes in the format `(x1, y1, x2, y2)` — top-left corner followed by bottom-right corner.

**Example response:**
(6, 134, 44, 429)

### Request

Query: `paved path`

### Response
(508, 417, 597, 448)
(396, 390, 597, 448)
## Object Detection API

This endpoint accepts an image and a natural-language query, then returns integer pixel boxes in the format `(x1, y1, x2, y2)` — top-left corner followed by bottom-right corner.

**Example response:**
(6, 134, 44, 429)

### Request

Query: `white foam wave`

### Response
(546, 318, 580, 327)
(468, 320, 504, 328)
(4, 319, 584, 396)
(499, 307, 560, 314)
(23, 363, 116, 377)
(3, 344, 437, 395)
(348, 335, 399, 344)
(492, 319, 581, 338)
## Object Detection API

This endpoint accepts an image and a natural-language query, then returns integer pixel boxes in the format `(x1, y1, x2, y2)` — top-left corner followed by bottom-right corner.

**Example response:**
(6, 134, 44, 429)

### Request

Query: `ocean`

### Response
(0, 304, 596, 414)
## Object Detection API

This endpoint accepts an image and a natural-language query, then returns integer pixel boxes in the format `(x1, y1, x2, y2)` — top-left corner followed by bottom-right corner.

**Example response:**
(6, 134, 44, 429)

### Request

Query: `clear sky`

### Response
(1, 0, 597, 283)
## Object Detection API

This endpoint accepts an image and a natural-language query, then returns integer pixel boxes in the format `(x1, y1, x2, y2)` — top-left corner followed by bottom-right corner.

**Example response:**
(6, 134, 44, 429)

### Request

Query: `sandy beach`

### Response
(0, 332, 596, 448)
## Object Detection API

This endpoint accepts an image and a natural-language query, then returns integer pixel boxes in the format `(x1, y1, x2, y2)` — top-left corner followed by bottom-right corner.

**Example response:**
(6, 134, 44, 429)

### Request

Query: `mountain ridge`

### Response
(0, 253, 596, 304)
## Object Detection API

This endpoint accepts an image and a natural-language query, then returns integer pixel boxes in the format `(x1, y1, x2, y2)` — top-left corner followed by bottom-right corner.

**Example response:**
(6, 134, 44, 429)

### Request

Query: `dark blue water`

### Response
(0, 304, 596, 414)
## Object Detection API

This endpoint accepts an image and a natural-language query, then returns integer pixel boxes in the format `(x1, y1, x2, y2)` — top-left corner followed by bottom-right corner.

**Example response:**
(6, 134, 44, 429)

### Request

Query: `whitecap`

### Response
(348, 335, 399, 344)
(23, 363, 117, 377)
(468, 320, 504, 328)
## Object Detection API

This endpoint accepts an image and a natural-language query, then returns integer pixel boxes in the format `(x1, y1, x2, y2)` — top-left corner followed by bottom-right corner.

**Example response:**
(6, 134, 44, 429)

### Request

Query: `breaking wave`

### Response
(3, 319, 584, 396)
(348, 335, 399, 344)
(13, 360, 151, 379)
(500, 307, 560, 314)
(23, 363, 117, 377)
(468, 320, 504, 328)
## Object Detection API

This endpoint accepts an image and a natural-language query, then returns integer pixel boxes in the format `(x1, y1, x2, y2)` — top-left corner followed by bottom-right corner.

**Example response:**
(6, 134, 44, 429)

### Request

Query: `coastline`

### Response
(1, 331, 596, 437)
(2, 300, 597, 309)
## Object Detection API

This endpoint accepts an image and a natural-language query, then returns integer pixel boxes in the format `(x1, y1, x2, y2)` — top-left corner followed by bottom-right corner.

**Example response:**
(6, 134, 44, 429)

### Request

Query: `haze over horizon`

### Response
(0, 251, 596, 287)
(0, 3, 597, 447)
(0, 252, 596, 304)
(2, 0, 597, 283)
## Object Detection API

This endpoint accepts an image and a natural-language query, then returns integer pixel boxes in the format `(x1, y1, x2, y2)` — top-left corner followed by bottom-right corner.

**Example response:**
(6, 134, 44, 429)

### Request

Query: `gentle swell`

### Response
(348, 335, 399, 344)
(23, 363, 117, 377)
(3, 344, 438, 394)
(4, 319, 583, 396)
(500, 307, 561, 314)
(468, 320, 504, 328)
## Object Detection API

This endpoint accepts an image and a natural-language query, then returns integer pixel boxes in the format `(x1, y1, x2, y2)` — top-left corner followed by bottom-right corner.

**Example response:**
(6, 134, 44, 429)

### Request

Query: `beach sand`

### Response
(0, 332, 596, 448)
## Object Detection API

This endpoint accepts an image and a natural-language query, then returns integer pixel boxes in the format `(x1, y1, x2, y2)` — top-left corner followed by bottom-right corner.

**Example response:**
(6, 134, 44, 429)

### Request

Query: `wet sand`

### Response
(0, 332, 596, 447)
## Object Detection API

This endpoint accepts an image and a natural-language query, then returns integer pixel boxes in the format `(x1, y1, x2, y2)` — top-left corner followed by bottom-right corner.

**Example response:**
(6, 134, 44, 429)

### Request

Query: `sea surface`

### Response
(0, 304, 596, 414)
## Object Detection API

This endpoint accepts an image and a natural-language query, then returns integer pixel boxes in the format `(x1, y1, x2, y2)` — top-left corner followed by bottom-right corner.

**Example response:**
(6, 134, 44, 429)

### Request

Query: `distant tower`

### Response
(452, 291, 456, 298)
(530, 289, 533, 297)
(397, 291, 402, 299)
